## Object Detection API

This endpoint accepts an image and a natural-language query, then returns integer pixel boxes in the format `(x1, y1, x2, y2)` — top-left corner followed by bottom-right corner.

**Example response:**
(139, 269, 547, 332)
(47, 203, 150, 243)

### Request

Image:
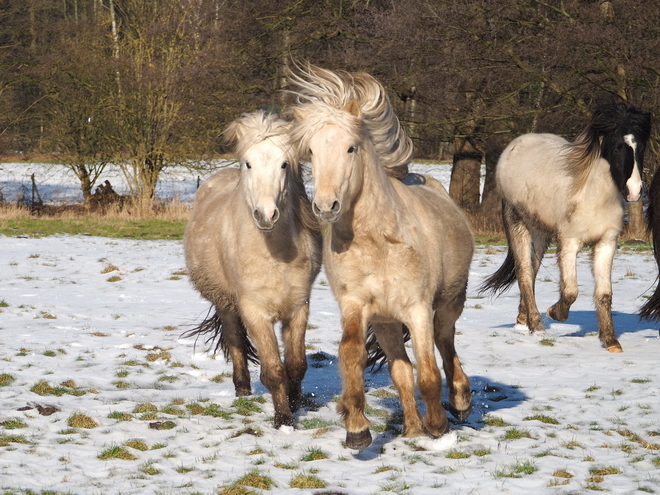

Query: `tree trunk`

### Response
(449, 139, 482, 211)
(478, 142, 503, 231)
(625, 200, 645, 239)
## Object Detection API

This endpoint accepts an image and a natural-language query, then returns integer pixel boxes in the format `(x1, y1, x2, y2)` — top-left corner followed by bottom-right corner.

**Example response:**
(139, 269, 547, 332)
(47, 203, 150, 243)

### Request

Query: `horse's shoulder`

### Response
(195, 168, 240, 200)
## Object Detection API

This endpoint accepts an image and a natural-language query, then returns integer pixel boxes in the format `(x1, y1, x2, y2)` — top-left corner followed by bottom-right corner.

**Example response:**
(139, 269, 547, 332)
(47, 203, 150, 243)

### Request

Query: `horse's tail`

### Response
(478, 246, 517, 296)
(639, 172, 660, 322)
(181, 307, 259, 365)
(365, 323, 411, 371)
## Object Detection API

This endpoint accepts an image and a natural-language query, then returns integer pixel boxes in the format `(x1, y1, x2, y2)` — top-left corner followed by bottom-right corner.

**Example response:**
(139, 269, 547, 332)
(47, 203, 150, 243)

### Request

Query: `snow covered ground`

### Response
(1, 163, 660, 494)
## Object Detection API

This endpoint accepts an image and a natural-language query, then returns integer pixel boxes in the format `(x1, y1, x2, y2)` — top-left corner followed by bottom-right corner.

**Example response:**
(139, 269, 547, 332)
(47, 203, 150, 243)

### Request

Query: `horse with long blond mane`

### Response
(288, 64, 474, 450)
(183, 110, 322, 429)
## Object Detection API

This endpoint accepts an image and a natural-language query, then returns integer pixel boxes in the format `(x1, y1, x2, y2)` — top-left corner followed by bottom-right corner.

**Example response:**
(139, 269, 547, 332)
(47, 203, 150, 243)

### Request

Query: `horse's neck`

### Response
(333, 147, 399, 240)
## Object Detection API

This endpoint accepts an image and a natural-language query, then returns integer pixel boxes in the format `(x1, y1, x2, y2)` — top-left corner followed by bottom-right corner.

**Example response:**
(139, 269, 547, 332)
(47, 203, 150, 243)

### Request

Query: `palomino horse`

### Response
(183, 110, 322, 429)
(288, 64, 474, 450)
(639, 170, 660, 322)
(481, 102, 651, 352)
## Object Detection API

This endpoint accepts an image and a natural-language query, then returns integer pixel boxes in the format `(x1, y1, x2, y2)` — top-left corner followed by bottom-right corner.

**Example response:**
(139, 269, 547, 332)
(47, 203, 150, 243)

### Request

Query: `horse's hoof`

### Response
(235, 387, 252, 397)
(345, 429, 372, 450)
(274, 414, 295, 430)
(423, 421, 450, 439)
(607, 344, 623, 353)
(446, 402, 472, 421)
(547, 305, 568, 322)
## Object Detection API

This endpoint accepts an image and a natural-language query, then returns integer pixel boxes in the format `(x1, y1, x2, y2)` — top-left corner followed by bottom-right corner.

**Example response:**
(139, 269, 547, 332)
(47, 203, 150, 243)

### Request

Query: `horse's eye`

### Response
(282, 162, 288, 169)
(348, 146, 356, 153)
(245, 162, 251, 169)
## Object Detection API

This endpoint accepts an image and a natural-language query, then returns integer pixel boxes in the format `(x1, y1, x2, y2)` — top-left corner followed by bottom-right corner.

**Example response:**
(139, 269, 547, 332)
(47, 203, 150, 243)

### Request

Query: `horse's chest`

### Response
(326, 237, 428, 308)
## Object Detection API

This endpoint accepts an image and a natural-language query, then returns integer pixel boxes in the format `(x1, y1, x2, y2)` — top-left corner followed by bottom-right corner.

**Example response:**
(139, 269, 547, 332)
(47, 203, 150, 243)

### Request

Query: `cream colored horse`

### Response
(288, 64, 473, 450)
(183, 110, 322, 429)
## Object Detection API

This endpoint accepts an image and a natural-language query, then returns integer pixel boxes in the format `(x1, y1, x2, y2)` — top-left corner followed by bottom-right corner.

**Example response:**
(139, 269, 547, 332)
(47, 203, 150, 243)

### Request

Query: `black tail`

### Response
(639, 171, 660, 322)
(365, 323, 411, 371)
(478, 246, 517, 296)
(181, 307, 259, 364)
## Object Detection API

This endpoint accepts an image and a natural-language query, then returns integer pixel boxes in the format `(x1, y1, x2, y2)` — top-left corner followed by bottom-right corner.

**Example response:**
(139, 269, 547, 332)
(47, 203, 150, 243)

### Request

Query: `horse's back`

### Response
(497, 133, 576, 227)
(393, 176, 474, 294)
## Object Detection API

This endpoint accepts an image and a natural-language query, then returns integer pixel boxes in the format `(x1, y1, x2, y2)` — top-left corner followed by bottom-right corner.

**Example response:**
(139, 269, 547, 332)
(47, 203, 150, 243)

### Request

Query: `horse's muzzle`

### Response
(312, 200, 341, 223)
(253, 207, 280, 230)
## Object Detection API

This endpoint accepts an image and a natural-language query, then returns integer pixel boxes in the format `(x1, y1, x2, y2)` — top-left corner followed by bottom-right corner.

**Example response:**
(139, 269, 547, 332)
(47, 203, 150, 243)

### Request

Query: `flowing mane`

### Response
(223, 110, 298, 172)
(286, 62, 412, 179)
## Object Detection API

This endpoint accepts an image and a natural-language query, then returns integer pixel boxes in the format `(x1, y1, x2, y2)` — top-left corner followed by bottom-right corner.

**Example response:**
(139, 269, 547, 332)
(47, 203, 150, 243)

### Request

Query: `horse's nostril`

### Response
(312, 203, 321, 215)
(271, 208, 280, 222)
(331, 201, 340, 213)
(253, 209, 262, 223)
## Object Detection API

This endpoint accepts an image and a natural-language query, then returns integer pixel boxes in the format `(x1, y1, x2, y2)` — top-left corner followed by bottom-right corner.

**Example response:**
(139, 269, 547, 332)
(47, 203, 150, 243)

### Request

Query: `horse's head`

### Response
(224, 111, 295, 231)
(593, 103, 652, 203)
(292, 99, 365, 223)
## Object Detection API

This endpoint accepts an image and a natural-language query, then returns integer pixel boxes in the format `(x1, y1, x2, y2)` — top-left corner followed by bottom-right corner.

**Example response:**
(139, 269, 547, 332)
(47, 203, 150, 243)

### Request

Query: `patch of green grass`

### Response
(589, 466, 623, 476)
(503, 427, 533, 440)
(108, 411, 133, 422)
(495, 460, 538, 478)
(220, 470, 273, 493)
(446, 449, 471, 459)
(631, 378, 651, 384)
(0, 374, 15, 387)
(133, 402, 158, 414)
(67, 413, 98, 429)
(289, 473, 326, 489)
(474, 448, 492, 456)
(483, 415, 509, 427)
(1, 419, 27, 429)
(232, 397, 263, 416)
(300, 446, 329, 462)
(298, 418, 335, 430)
(0, 435, 30, 446)
(125, 439, 149, 451)
(106, 275, 122, 282)
(539, 338, 555, 346)
(0, 218, 186, 240)
(98, 445, 138, 460)
(523, 414, 559, 424)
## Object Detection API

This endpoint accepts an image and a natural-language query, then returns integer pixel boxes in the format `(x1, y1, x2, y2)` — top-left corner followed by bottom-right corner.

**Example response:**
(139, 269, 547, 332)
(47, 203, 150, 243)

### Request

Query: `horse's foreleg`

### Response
(220, 312, 252, 397)
(592, 236, 622, 352)
(336, 306, 371, 450)
(547, 238, 580, 322)
(281, 303, 310, 413)
(242, 310, 293, 428)
(504, 204, 544, 332)
(408, 309, 448, 438)
(372, 322, 424, 438)
(434, 295, 471, 421)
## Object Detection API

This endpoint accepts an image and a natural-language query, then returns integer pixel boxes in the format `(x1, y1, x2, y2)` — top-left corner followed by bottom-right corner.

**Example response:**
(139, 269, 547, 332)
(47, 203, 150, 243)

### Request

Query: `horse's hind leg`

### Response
(242, 309, 294, 428)
(371, 322, 424, 438)
(434, 292, 471, 421)
(220, 312, 252, 397)
(504, 203, 544, 332)
(592, 234, 623, 352)
(281, 303, 310, 413)
(407, 307, 448, 438)
(547, 237, 580, 322)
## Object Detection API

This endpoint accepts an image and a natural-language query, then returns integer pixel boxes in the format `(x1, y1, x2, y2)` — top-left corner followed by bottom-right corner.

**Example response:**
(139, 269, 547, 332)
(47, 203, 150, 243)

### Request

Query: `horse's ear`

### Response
(223, 121, 246, 144)
(292, 107, 306, 122)
(344, 98, 361, 117)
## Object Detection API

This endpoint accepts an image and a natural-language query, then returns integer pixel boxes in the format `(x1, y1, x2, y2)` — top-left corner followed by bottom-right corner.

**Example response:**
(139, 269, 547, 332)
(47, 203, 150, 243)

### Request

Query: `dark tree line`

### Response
(1, 0, 659, 218)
